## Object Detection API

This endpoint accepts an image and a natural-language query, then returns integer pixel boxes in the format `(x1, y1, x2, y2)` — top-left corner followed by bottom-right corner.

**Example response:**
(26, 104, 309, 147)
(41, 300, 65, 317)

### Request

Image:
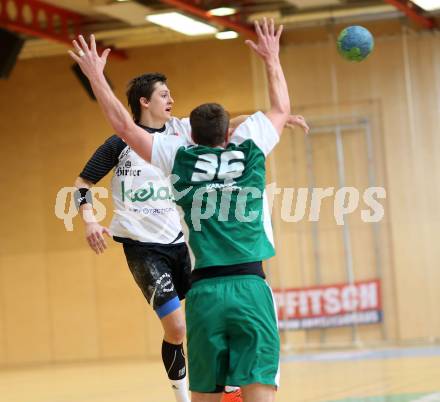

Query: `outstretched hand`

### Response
(287, 115, 310, 134)
(68, 34, 111, 80)
(85, 222, 111, 255)
(245, 18, 283, 61)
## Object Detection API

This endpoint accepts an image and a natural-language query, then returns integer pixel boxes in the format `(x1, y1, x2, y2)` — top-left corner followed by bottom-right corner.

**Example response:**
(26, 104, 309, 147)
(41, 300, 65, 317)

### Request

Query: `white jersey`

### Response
(81, 117, 192, 244)
(111, 117, 192, 244)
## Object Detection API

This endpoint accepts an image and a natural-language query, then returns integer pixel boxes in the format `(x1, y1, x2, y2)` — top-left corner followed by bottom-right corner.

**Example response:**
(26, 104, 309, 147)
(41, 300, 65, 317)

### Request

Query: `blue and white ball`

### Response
(337, 26, 374, 62)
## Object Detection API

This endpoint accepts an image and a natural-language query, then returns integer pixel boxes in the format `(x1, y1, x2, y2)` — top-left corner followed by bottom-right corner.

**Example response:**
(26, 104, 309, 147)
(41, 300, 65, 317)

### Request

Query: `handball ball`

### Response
(337, 26, 374, 62)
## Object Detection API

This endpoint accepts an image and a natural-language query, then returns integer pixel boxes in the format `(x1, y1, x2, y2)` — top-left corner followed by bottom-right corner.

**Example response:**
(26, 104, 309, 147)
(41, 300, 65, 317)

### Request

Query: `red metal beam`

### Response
(383, 0, 437, 29)
(0, 0, 127, 59)
(159, 0, 257, 39)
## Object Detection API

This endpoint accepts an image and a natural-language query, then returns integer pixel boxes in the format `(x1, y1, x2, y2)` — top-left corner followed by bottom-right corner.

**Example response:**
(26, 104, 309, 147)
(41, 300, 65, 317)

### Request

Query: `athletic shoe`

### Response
(221, 388, 242, 402)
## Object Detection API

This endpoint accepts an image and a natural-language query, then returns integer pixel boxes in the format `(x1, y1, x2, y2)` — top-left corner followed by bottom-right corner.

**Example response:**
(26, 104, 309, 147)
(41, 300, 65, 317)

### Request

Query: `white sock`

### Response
(170, 377, 190, 402)
(224, 386, 240, 393)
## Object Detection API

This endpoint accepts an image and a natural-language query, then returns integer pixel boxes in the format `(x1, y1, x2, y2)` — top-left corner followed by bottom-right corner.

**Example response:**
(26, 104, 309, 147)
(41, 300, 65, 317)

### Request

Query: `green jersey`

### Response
(152, 112, 279, 269)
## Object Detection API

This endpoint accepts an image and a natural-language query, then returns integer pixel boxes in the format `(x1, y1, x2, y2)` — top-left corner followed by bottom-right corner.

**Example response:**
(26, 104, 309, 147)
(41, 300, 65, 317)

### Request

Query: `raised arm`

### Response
(68, 35, 153, 162)
(230, 114, 309, 134)
(245, 19, 290, 134)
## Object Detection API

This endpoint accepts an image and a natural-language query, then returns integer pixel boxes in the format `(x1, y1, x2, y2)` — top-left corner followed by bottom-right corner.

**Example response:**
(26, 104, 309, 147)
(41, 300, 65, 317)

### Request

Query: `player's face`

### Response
(145, 82, 174, 122)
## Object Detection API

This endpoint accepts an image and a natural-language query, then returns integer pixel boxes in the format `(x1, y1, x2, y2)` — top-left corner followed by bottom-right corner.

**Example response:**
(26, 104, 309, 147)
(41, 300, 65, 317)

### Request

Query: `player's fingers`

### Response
(93, 232, 105, 252)
(103, 227, 112, 237)
(295, 116, 310, 133)
(254, 20, 263, 38)
(72, 39, 83, 54)
(245, 40, 258, 52)
(96, 241, 106, 252)
(269, 18, 275, 36)
(97, 231, 108, 249)
(94, 242, 103, 254)
(101, 48, 111, 63)
(90, 34, 97, 53)
(87, 236, 99, 254)
(68, 50, 80, 63)
(276, 24, 283, 40)
(93, 239, 103, 254)
(86, 234, 95, 245)
(78, 35, 90, 54)
(262, 17, 269, 36)
(88, 232, 102, 253)
(95, 230, 105, 243)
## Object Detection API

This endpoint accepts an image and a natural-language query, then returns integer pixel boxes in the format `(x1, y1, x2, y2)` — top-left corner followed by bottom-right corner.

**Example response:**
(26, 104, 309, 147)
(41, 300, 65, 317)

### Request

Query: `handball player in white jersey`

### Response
(75, 73, 195, 402)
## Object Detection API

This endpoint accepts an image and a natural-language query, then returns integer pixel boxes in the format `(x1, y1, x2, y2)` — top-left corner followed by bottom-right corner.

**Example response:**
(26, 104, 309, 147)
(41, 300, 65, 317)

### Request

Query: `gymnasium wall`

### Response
(0, 26, 439, 367)
(268, 27, 440, 347)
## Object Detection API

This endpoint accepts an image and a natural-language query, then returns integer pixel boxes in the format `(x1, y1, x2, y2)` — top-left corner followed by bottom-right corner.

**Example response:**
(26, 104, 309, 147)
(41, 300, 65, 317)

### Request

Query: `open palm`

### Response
(68, 34, 111, 80)
(245, 18, 283, 61)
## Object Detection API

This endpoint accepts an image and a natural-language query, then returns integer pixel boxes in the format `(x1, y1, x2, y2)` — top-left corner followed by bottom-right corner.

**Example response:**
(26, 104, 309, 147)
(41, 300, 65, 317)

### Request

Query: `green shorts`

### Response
(186, 275, 280, 392)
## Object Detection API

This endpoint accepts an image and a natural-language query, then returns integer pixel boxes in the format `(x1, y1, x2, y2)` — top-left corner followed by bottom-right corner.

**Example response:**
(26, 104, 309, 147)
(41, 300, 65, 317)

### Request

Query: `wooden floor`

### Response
(1, 346, 440, 402)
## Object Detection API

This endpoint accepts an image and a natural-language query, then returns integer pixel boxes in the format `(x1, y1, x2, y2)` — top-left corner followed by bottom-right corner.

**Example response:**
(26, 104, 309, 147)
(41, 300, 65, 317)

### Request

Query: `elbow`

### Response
(113, 120, 132, 141)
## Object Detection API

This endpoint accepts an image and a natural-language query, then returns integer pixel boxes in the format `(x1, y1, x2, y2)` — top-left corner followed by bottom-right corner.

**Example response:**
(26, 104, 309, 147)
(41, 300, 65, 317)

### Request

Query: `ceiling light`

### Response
(411, 0, 440, 11)
(95, 2, 152, 26)
(209, 7, 237, 16)
(215, 31, 239, 40)
(146, 12, 218, 36)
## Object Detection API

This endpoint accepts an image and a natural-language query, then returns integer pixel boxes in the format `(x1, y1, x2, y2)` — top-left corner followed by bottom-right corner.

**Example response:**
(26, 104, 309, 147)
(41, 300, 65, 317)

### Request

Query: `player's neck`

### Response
(139, 113, 167, 130)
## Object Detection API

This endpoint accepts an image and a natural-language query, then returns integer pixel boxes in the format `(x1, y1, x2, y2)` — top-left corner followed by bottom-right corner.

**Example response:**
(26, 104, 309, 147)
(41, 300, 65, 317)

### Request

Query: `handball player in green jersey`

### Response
(70, 18, 302, 402)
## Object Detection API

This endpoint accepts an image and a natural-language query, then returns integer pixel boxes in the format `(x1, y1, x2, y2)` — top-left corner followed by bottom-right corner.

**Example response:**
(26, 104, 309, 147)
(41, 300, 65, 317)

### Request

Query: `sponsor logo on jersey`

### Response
(121, 180, 174, 202)
(205, 181, 242, 192)
(118, 146, 131, 160)
(127, 206, 174, 215)
(114, 159, 143, 176)
(115, 166, 142, 177)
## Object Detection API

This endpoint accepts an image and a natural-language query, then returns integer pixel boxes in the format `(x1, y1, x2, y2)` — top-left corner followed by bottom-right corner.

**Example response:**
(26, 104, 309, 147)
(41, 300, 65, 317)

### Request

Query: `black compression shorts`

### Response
(123, 242, 192, 318)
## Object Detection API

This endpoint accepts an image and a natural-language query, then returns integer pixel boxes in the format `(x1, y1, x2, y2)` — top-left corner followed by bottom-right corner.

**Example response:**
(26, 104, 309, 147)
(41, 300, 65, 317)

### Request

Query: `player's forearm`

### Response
(75, 176, 92, 189)
(88, 72, 153, 161)
(230, 115, 249, 130)
(265, 56, 290, 117)
(89, 72, 132, 137)
(79, 203, 98, 225)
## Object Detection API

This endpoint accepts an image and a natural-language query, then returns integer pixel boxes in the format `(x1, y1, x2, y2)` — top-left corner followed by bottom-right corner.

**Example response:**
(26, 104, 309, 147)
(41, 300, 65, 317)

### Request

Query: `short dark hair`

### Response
(190, 103, 230, 147)
(126, 73, 167, 122)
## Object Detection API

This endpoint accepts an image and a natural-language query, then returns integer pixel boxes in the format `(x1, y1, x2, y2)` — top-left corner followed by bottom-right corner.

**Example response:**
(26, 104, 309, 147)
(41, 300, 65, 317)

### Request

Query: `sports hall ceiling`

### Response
(2, 0, 439, 59)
